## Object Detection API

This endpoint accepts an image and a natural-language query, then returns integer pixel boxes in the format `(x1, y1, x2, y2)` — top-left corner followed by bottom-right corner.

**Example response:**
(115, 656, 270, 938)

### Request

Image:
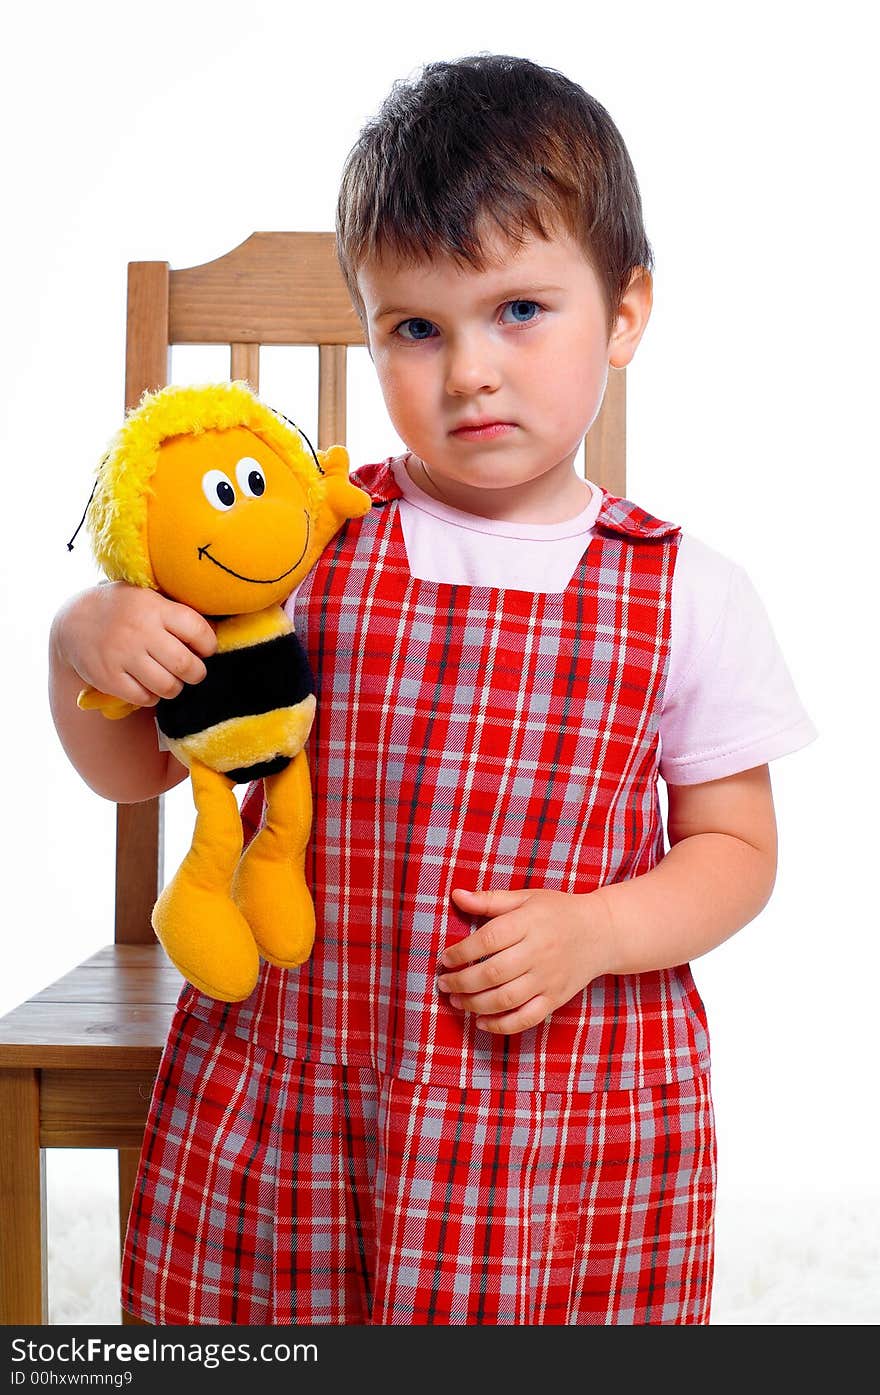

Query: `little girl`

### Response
(49, 54, 816, 1325)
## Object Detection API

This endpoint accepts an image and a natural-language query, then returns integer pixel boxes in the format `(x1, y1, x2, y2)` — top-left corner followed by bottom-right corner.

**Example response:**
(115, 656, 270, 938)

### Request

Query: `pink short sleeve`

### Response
(659, 535, 818, 785)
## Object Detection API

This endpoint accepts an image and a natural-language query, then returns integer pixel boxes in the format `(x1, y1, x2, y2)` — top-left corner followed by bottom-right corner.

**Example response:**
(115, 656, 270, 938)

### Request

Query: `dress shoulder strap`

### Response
(595, 489, 680, 540)
(350, 459, 402, 506)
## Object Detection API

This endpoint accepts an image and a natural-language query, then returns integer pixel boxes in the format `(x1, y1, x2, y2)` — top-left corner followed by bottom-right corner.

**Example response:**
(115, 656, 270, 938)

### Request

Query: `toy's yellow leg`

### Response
(152, 761, 259, 1002)
(232, 749, 316, 967)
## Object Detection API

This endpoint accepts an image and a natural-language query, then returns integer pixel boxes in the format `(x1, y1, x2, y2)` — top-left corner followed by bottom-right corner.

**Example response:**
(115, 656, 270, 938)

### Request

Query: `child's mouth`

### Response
(451, 423, 516, 441)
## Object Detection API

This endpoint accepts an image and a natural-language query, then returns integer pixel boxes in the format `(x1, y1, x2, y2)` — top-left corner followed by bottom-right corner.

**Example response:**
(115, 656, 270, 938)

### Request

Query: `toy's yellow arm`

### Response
(315, 446, 372, 545)
(296, 444, 373, 570)
(76, 686, 139, 721)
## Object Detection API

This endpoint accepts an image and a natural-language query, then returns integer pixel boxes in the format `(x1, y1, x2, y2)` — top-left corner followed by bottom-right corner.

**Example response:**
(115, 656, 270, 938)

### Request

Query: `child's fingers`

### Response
(113, 670, 161, 708)
(446, 969, 537, 1020)
(440, 907, 526, 969)
(450, 886, 533, 918)
(438, 941, 529, 996)
(147, 634, 209, 687)
(473, 995, 552, 1036)
(126, 654, 190, 704)
(161, 600, 218, 658)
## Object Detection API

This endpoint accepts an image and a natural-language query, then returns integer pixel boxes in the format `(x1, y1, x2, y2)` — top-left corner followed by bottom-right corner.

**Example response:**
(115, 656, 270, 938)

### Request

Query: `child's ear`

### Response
(609, 267, 653, 370)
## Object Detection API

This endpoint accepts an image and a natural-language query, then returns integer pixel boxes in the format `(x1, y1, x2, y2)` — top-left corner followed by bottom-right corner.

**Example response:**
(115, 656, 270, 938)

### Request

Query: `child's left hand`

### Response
(439, 886, 614, 1035)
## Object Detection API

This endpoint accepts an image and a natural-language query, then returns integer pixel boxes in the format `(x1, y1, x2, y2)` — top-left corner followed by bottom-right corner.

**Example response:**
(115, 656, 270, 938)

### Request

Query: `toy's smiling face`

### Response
(147, 425, 312, 614)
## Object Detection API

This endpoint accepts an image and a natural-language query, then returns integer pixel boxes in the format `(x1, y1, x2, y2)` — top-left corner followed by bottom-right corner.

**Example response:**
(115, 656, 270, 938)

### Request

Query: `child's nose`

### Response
(443, 334, 503, 396)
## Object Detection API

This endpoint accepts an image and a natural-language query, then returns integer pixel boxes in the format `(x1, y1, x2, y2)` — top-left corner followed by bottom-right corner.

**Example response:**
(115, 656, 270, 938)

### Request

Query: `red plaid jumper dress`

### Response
(121, 459, 716, 1325)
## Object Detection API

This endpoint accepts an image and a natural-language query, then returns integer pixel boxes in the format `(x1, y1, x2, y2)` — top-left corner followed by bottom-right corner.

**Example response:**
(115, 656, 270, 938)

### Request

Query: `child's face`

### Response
(357, 220, 650, 517)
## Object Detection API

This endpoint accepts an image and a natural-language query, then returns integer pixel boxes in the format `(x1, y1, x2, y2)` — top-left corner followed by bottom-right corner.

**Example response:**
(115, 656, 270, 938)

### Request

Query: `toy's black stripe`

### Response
(225, 753, 291, 785)
(156, 632, 314, 740)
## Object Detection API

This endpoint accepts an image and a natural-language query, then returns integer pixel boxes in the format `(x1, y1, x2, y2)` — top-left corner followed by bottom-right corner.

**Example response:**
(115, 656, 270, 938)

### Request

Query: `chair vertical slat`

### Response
(125, 262, 170, 409)
(117, 261, 172, 945)
(318, 344, 347, 448)
(116, 799, 164, 946)
(585, 367, 626, 496)
(231, 342, 260, 390)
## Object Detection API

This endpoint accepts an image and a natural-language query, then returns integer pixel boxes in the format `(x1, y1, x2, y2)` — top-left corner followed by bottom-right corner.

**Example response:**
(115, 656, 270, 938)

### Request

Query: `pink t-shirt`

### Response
(383, 455, 818, 786)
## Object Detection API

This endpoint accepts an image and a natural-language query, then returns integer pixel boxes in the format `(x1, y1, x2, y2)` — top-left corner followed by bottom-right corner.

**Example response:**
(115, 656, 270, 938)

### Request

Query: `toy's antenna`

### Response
(271, 409, 325, 476)
(66, 479, 98, 551)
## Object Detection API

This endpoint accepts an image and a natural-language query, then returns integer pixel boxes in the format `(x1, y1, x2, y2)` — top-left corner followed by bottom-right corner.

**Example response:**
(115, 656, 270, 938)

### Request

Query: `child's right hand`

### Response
(55, 582, 218, 711)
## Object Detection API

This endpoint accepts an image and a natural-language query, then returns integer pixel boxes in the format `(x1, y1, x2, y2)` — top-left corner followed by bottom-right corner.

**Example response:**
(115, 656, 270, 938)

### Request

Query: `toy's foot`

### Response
(152, 873, 260, 1002)
(232, 839, 316, 968)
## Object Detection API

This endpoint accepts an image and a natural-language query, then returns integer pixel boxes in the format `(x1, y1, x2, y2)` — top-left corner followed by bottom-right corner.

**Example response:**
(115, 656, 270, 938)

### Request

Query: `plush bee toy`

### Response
(79, 380, 371, 1002)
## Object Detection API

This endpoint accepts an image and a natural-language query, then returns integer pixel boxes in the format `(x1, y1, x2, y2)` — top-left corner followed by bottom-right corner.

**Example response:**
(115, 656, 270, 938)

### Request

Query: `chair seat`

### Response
(0, 944, 181, 1147)
(0, 943, 182, 1066)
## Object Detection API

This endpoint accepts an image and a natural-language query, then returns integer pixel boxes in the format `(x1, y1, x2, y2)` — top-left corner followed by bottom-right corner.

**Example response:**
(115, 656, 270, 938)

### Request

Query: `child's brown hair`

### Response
(335, 52, 653, 338)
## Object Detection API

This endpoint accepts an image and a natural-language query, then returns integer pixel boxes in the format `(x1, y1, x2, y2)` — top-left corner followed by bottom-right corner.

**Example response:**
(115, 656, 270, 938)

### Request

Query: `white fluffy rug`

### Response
(45, 1152, 879, 1325)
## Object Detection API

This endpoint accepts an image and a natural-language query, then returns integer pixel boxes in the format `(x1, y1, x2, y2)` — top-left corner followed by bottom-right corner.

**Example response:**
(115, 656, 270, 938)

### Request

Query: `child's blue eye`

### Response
(396, 317, 436, 342)
(501, 300, 540, 324)
(394, 301, 542, 341)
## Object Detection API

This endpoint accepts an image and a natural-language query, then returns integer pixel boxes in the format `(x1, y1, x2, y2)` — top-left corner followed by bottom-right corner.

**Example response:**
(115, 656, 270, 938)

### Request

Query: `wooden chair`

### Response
(0, 231, 626, 1326)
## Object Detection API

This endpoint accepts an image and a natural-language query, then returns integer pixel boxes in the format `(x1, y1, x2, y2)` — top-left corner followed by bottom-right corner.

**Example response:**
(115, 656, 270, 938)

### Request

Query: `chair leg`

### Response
(0, 1070, 47, 1323)
(118, 1147, 149, 1325)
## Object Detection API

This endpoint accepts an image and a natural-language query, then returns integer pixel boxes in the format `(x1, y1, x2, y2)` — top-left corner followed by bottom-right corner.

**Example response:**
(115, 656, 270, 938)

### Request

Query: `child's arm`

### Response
(440, 763, 777, 1034)
(49, 582, 217, 803)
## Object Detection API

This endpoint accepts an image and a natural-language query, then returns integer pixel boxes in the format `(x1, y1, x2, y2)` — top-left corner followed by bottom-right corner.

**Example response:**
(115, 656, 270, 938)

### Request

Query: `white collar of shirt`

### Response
(391, 454, 603, 593)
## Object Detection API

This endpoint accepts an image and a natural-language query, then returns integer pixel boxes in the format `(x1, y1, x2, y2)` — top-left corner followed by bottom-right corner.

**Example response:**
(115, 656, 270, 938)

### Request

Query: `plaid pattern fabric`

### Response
(121, 1007, 716, 1325)
(179, 459, 709, 1092)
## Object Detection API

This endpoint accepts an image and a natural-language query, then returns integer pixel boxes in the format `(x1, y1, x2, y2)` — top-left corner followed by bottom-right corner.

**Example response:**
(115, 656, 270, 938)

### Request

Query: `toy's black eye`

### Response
(235, 456, 266, 498)
(202, 469, 236, 511)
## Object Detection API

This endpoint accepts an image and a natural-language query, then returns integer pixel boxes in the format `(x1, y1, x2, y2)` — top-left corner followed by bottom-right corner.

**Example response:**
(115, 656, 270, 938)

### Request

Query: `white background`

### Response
(1, 0, 877, 1314)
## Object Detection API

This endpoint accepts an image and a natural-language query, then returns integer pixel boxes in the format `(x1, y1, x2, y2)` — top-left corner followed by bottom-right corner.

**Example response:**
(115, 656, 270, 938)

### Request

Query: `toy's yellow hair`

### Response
(87, 381, 324, 588)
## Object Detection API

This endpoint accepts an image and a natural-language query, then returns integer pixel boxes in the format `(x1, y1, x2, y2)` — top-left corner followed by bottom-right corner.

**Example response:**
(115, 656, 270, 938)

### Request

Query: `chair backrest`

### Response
(116, 230, 627, 945)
